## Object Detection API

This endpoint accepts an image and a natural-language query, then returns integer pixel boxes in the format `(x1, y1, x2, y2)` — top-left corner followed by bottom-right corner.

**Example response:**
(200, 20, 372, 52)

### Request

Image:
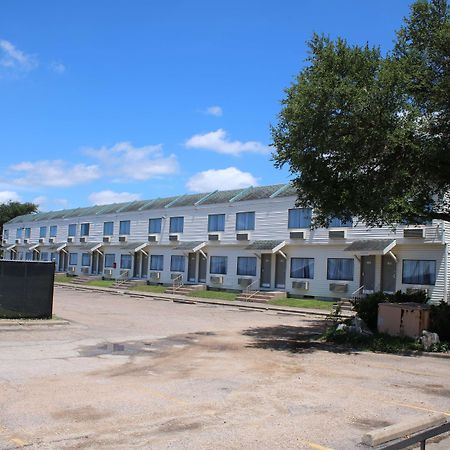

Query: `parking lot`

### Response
(0, 286, 449, 449)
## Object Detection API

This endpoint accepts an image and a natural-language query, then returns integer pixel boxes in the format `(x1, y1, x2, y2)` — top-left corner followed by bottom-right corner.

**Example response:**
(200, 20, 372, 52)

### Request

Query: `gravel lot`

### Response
(0, 286, 449, 449)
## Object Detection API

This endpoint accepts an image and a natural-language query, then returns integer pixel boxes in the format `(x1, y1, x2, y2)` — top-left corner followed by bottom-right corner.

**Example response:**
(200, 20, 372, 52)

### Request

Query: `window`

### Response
(329, 217, 353, 228)
(288, 208, 312, 228)
(402, 260, 436, 285)
(119, 220, 131, 235)
(50, 225, 57, 237)
(81, 253, 91, 266)
(120, 254, 132, 269)
(290, 258, 314, 279)
(169, 216, 184, 233)
(24, 228, 31, 239)
(4, 229, 8, 240)
(170, 255, 185, 272)
(210, 256, 227, 274)
(150, 255, 164, 271)
(236, 212, 255, 231)
(104, 254, 115, 268)
(148, 218, 162, 234)
(39, 226, 47, 238)
(103, 221, 114, 236)
(327, 258, 354, 281)
(208, 214, 225, 232)
(68, 224, 77, 237)
(25, 252, 32, 261)
(40, 252, 49, 261)
(69, 253, 78, 265)
(80, 223, 90, 236)
(16, 228, 23, 239)
(237, 257, 257, 276)
(50, 252, 57, 262)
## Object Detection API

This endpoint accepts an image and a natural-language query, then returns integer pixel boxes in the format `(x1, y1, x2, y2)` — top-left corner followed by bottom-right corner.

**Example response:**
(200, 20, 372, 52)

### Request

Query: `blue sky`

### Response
(0, 0, 412, 210)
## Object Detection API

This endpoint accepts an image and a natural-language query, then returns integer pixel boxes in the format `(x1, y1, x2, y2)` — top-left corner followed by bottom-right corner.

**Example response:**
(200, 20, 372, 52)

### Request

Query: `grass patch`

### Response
(54, 274, 74, 283)
(86, 280, 115, 288)
(269, 298, 334, 311)
(188, 290, 238, 301)
(130, 284, 167, 294)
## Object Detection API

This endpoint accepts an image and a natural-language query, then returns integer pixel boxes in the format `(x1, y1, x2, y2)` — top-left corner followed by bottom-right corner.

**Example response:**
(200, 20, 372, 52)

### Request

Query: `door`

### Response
(381, 254, 396, 293)
(133, 252, 140, 278)
(275, 253, 286, 289)
(360, 255, 376, 292)
(198, 253, 207, 283)
(91, 252, 98, 274)
(260, 253, 272, 289)
(141, 253, 148, 278)
(188, 252, 196, 282)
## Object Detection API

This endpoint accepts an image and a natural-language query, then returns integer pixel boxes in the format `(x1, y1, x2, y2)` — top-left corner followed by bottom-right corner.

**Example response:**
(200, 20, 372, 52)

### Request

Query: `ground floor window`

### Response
(327, 258, 354, 281)
(402, 260, 436, 285)
(150, 255, 164, 271)
(69, 253, 78, 266)
(290, 258, 314, 279)
(40, 252, 49, 261)
(120, 254, 132, 270)
(104, 254, 115, 268)
(50, 252, 57, 262)
(81, 253, 91, 267)
(237, 256, 256, 276)
(210, 256, 227, 274)
(171, 255, 185, 272)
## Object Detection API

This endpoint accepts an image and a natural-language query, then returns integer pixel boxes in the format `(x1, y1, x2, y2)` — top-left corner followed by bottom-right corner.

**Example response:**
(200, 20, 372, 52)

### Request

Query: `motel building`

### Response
(1, 184, 449, 304)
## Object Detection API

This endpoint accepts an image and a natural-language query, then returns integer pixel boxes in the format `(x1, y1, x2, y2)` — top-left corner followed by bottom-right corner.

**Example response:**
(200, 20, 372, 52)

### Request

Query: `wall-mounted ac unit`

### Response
(292, 280, 309, 290)
(104, 268, 113, 277)
(208, 234, 220, 241)
(23, 239, 29, 244)
(49, 238, 55, 243)
(329, 230, 346, 239)
(290, 231, 305, 240)
(329, 283, 348, 293)
(39, 238, 45, 243)
(406, 287, 429, 295)
(238, 277, 253, 287)
(210, 275, 224, 284)
(404, 228, 424, 238)
(149, 271, 161, 280)
(79, 237, 87, 243)
(148, 235, 158, 243)
(236, 233, 249, 241)
(103, 236, 111, 243)
(169, 234, 179, 241)
(171, 272, 183, 280)
(119, 235, 127, 242)
(67, 237, 74, 243)
(15, 239, 21, 244)
(68, 266, 76, 273)
(81, 267, 89, 274)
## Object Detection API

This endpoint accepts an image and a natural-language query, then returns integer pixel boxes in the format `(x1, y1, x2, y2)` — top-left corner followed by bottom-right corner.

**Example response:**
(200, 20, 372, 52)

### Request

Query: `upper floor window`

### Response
(50, 225, 57, 237)
(149, 218, 162, 234)
(290, 258, 314, 279)
(68, 224, 77, 237)
(327, 258, 354, 281)
(237, 257, 257, 276)
(80, 223, 90, 236)
(402, 260, 436, 285)
(208, 214, 225, 232)
(210, 256, 227, 274)
(24, 228, 31, 239)
(329, 217, 353, 228)
(170, 216, 184, 233)
(39, 226, 47, 238)
(103, 221, 114, 236)
(288, 208, 312, 229)
(150, 255, 164, 271)
(236, 212, 255, 231)
(3, 229, 9, 240)
(119, 220, 131, 235)
(16, 228, 23, 239)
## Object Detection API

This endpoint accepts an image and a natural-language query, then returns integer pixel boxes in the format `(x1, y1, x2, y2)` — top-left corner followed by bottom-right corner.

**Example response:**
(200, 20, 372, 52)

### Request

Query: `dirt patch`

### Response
(157, 418, 203, 433)
(351, 417, 393, 430)
(51, 405, 111, 422)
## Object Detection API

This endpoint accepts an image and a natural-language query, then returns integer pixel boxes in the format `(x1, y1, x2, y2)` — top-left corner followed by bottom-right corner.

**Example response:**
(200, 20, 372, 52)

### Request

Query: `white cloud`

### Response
(205, 105, 223, 117)
(185, 129, 269, 156)
(89, 190, 141, 205)
(84, 141, 179, 181)
(186, 167, 258, 192)
(10, 160, 100, 187)
(0, 39, 37, 71)
(50, 61, 65, 74)
(0, 190, 20, 203)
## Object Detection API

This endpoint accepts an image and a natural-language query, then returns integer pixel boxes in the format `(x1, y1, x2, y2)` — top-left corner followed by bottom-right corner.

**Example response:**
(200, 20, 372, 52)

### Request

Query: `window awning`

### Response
(6, 243, 17, 251)
(173, 241, 207, 252)
(245, 240, 286, 253)
(344, 239, 396, 256)
(29, 243, 40, 251)
(88, 243, 103, 254)
(56, 243, 67, 252)
(118, 242, 149, 254)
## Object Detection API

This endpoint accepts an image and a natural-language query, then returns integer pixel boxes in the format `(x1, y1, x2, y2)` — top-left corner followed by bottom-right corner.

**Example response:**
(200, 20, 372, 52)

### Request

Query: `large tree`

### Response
(0, 201, 38, 239)
(272, 0, 450, 227)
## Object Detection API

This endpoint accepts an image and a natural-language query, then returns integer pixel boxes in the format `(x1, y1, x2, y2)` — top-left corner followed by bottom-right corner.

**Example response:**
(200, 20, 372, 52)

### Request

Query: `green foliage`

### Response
(430, 301, 450, 341)
(269, 298, 334, 310)
(0, 201, 38, 236)
(271, 0, 450, 226)
(391, 289, 428, 304)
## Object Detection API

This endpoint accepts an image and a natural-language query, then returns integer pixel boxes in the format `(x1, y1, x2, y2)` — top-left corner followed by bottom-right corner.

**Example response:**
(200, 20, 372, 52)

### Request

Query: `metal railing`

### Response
(114, 270, 130, 287)
(351, 285, 365, 301)
(242, 279, 260, 301)
(172, 274, 184, 294)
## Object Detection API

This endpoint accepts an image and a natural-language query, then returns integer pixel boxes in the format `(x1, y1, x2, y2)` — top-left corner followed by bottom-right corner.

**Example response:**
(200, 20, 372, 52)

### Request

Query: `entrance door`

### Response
(141, 253, 148, 278)
(188, 252, 196, 283)
(260, 253, 272, 289)
(381, 254, 397, 293)
(360, 255, 376, 292)
(133, 252, 140, 278)
(275, 253, 286, 289)
(59, 251, 68, 271)
(198, 253, 207, 283)
(91, 252, 98, 274)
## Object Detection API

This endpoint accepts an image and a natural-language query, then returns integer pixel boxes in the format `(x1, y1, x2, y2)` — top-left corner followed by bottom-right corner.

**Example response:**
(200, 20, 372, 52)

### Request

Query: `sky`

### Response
(0, 0, 413, 211)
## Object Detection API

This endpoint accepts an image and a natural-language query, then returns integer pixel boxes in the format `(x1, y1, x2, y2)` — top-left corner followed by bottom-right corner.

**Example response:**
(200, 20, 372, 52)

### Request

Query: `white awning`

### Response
(6, 244, 17, 251)
(56, 243, 67, 252)
(344, 239, 396, 256)
(89, 243, 103, 254)
(29, 243, 40, 251)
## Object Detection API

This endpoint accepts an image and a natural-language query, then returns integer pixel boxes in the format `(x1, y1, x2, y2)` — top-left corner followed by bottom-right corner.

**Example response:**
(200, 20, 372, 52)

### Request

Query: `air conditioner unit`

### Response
(149, 271, 161, 280)
(290, 231, 305, 240)
(406, 287, 429, 295)
(119, 235, 127, 242)
(148, 235, 158, 243)
(210, 275, 224, 284)
(67, 237, 74, 243)
(104, 268, 113, 277)
(103, 236, 111, 243)
(404, 228, 424, 238)
(68, 266, 76, 273)
(23, 239, 29, 244)
(39, 238, 45, 243)
(238, 277, 253, 287)
(15, 239, 21, 244)
(292, 280, 309, 290)
(236, 233, 249, 241)
(81, 267, 89, 274)
(329, 283, 348, 293)
(169, 235, 179, 241)
(208, 234, 220, 241)
(329, 230, 346, 239)
(171, 272, 183, 280)
(49, 238, 55, 243)
(79, 237, 87, 243)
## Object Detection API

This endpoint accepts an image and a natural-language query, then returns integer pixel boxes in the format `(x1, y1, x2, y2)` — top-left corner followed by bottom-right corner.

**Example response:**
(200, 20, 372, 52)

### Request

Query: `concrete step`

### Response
(236, 291, 286, 303)
(163, 284, 206, 295)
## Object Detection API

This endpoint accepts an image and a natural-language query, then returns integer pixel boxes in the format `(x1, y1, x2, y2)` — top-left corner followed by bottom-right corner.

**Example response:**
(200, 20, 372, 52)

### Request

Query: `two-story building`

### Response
(2, 184, 449, 303)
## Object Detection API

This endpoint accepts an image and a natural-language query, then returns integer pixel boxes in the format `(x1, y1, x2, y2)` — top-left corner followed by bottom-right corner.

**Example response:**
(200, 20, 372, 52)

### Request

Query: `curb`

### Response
(0, 318, 69, 328)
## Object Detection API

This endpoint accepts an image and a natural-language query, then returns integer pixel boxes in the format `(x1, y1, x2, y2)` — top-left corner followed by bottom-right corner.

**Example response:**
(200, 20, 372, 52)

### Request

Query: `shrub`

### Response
(391, 290, 428, 304)
(351, 292, 389, 331)
(429, 301, 450, 341)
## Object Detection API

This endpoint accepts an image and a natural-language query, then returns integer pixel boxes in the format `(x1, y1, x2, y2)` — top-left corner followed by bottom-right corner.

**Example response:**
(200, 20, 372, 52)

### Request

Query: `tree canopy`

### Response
(0, 201, 38, 238)
(272, 0, 450, 227)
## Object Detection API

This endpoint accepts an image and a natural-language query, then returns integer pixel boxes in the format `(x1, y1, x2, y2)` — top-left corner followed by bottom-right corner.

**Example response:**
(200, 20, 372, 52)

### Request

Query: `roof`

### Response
(7, 183, 297, 225)
(344, 239, 396, 255)
(173, 241, 206, 252)
(245, 240, 286, 252)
